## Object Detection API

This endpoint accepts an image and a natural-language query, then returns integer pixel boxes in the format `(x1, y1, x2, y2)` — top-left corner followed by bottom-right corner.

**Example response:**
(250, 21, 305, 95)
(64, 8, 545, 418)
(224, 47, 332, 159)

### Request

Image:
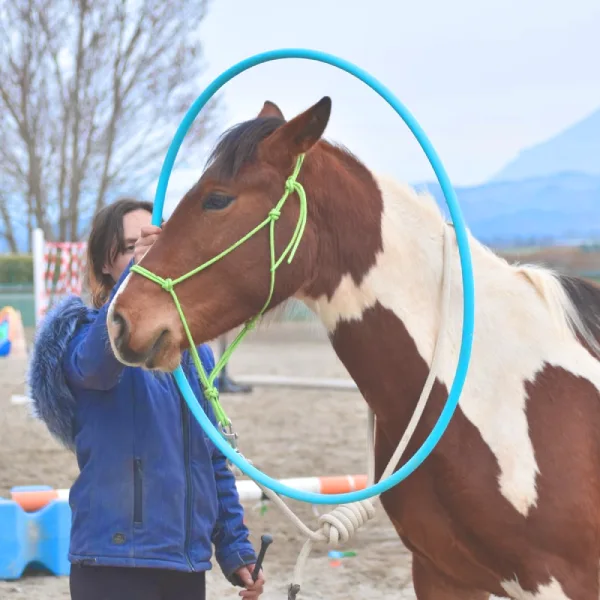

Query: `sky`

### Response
(158, 0, 600, 215)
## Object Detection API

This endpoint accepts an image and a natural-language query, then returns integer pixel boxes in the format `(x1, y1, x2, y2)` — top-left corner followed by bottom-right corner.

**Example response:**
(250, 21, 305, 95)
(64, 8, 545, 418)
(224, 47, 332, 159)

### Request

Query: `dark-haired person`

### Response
(28, 198, 264, 600)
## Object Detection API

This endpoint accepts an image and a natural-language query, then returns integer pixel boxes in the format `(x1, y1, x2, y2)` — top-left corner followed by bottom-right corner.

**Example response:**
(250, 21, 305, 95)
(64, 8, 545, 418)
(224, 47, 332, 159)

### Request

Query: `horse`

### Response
(106, 96, 600, 599)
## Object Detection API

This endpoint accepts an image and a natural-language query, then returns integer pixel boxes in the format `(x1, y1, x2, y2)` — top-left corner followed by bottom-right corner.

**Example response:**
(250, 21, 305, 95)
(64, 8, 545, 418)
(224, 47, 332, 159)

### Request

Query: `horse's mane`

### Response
(555, 274, 600, 352)
(501, 260, 600, 358)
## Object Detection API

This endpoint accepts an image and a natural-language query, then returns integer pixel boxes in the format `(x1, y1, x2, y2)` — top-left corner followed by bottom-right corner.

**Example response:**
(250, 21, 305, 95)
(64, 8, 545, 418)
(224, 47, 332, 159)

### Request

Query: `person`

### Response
(28, 198, 265, 600)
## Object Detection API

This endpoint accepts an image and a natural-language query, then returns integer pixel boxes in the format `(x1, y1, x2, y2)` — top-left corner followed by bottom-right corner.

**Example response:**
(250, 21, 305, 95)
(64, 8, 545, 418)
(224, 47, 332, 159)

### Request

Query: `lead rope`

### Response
(235, 225, 454, 598)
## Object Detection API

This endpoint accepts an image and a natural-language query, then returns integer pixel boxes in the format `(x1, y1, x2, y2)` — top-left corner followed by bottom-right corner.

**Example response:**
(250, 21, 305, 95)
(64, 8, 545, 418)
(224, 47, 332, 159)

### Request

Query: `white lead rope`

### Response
(234, 225, 454, 599)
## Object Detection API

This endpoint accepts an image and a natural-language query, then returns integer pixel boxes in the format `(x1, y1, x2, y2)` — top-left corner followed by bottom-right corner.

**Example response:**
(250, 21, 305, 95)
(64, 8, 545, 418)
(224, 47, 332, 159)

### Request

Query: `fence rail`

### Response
(1, 267, 599, 330)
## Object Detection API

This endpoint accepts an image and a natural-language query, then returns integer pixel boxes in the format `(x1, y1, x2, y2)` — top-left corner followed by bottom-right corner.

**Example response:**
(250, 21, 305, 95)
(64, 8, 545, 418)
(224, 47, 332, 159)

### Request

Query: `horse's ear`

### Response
(258, 101, 285, 120)
(261, 96, 331, 163)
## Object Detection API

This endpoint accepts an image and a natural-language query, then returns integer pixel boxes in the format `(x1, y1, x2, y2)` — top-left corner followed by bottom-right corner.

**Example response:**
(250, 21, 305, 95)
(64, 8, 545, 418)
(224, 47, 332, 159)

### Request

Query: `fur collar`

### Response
(27, 295, 92, 452)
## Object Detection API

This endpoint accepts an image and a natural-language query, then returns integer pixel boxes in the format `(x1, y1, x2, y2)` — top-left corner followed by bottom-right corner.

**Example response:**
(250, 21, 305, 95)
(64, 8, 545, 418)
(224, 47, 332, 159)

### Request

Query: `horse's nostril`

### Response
(144, 330, 169, 370)
(112, 311, 128, 345)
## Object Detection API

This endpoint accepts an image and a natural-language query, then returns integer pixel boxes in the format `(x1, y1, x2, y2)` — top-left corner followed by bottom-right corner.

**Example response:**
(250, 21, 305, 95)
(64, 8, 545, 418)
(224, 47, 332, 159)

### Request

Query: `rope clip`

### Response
(220, 422, 239, 450)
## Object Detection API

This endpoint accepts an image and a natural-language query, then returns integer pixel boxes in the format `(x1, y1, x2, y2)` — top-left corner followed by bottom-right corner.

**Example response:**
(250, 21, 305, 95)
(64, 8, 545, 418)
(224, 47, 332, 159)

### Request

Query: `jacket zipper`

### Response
(180, 393, 194, 570)
(133, 458, 143, 525)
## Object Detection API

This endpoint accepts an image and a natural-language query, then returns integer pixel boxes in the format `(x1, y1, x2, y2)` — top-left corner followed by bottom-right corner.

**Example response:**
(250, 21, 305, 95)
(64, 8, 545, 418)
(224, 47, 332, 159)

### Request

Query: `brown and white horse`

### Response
(107, 97, 600, 599)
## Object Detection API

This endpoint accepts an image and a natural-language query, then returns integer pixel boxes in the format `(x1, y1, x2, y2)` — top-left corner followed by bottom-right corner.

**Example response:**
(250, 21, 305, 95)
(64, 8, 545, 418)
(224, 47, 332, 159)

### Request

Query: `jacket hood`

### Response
(27, 295, 92, 451)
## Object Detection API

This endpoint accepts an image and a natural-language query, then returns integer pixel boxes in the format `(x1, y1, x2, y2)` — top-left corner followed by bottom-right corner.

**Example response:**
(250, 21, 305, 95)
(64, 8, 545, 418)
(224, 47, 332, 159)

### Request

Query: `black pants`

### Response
(70, 564, 206, 600)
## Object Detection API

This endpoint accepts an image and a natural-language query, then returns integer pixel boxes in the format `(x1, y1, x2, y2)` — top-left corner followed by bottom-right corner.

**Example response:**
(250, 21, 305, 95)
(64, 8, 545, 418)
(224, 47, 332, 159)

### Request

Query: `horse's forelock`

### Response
(204, 116, 285, 181)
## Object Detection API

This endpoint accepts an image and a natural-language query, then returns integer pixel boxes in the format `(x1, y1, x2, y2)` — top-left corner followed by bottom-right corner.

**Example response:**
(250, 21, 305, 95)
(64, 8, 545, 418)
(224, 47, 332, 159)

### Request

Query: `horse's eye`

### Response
(203, 193, 235, 211)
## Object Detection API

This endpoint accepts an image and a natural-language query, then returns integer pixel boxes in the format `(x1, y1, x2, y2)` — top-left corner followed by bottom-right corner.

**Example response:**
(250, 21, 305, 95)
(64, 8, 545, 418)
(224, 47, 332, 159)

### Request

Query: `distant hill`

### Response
(415, 171, 600, 247)
(3, 171, 599, 253)
(418, 103, 600, 245)
(493, 107, 600, 182)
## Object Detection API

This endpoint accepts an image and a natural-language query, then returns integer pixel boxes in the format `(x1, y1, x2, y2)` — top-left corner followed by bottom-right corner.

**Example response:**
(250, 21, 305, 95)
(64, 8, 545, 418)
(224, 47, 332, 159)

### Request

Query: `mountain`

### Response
(415, 171, 600, 246)
(4, 171, 599, 254)
(493, 107, 600, 182)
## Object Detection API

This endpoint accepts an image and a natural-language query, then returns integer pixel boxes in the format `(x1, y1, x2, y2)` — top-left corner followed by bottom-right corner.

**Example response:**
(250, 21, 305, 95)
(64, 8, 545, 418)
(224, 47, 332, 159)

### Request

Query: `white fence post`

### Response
(32, 228, 45, 327)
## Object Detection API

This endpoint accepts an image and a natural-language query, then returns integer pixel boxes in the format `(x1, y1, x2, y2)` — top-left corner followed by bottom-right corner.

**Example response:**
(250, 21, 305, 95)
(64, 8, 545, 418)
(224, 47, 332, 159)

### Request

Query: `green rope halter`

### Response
(130, 154, 308, 442)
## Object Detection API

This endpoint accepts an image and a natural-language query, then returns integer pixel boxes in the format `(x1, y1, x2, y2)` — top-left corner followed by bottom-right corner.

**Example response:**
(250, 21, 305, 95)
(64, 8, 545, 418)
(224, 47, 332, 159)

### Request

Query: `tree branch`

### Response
(0, 0, 219, 250)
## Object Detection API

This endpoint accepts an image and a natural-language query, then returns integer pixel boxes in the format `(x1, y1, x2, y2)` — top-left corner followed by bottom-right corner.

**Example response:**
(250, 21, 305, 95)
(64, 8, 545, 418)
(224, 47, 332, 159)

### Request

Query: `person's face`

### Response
(103, 209, 152, 283)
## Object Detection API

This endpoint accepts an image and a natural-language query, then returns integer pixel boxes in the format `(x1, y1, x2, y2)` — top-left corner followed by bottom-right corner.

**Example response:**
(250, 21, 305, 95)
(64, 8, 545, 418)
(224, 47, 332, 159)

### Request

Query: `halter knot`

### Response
(161, 278, 174, 293)
(285, 177, 297, 194)
(269, 208, 281, 221)
(204, 386, 219, 403)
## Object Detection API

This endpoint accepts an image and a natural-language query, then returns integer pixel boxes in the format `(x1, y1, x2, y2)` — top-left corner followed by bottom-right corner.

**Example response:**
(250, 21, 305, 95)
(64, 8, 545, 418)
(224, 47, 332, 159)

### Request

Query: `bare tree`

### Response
(0, 0, 220, 250)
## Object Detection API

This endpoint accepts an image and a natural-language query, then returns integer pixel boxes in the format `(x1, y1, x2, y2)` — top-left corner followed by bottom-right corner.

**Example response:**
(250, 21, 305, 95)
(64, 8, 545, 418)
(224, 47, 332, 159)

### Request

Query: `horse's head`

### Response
(107, 97, 339, 370)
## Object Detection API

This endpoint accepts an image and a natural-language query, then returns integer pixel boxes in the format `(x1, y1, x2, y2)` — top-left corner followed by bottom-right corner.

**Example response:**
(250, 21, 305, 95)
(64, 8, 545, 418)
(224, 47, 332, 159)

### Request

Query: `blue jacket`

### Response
(27, 261, 256, 582)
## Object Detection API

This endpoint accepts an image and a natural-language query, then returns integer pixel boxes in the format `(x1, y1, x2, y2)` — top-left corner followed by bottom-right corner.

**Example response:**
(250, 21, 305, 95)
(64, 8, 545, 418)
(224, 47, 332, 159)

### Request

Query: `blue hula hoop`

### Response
(153, 48, 475, 505)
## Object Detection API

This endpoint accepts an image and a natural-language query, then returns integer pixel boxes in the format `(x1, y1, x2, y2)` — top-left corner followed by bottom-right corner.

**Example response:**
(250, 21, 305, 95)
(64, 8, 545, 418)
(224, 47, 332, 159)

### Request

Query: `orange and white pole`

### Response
(10, 475, 367, 512)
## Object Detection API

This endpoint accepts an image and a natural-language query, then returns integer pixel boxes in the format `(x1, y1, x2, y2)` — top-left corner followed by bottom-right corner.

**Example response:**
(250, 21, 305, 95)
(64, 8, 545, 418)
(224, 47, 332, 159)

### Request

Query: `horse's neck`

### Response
(301, 175, 454, 436)
(305, 171, 600, 456)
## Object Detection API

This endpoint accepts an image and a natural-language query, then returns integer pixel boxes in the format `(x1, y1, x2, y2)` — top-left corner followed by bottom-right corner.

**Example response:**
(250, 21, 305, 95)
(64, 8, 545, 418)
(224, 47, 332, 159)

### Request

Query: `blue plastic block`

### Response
(0, 318, 12, 356)
(0, 498, 71, 579)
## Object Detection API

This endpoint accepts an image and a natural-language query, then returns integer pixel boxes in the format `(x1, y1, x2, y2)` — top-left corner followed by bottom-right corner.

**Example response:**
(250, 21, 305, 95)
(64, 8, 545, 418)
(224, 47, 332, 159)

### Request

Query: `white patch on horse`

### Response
(501, 576, 572, 599)
(106, 273, 132, 358)
(303, 272, 377, 329)
(300, 174, 600, 517)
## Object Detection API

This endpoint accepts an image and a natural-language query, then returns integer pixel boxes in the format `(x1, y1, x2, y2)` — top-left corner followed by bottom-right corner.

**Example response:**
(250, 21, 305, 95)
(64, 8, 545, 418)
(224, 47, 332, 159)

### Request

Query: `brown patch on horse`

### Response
(412, 555, 491, 599)
(297, 141, 385, 300)
(523, 363, 600, 598)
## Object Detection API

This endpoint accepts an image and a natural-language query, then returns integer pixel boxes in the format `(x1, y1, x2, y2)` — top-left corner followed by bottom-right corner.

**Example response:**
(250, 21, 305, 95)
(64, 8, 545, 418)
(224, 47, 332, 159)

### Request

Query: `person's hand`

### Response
(234, 564, 265, 598)
(134, 225, 162, 264)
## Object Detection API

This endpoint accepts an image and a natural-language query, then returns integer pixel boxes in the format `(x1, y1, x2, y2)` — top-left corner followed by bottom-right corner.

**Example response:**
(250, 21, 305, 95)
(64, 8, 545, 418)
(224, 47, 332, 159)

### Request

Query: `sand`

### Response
(0, 321, 419, 599)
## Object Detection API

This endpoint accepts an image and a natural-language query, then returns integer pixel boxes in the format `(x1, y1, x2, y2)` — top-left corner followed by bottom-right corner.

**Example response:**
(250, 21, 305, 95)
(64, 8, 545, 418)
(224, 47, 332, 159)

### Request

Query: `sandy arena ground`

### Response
(0, 320, 421, 599)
